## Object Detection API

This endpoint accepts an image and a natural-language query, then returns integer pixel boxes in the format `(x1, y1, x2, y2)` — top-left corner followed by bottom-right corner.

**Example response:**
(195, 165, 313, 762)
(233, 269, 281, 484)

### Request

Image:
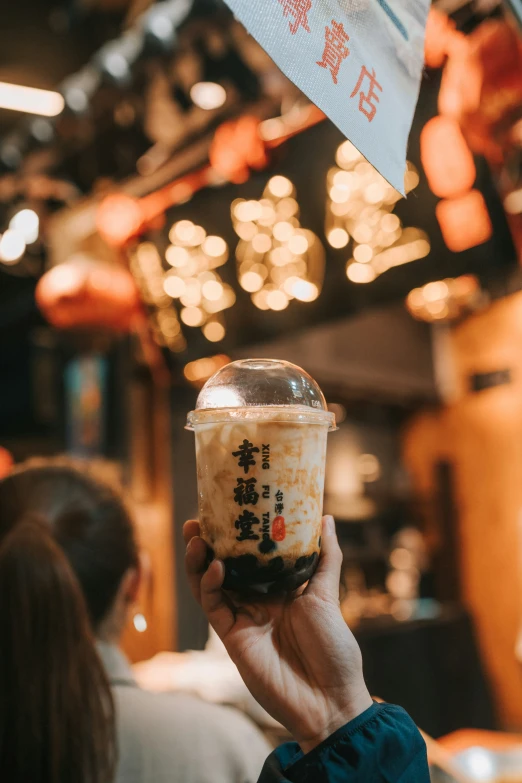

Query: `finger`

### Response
(200, 560, 236, 640)
(183, 519, 201, 545)
(184, 535, 208, 605)
(306, 515, 343, 601)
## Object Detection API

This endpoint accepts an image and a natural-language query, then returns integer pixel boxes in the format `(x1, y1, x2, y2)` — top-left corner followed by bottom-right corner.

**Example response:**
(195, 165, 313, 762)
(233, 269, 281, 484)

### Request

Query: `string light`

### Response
(267, 176, 294, 199)
(163, 275, 186, 298)
(327, 227, 349, 249)
(266, 289, 289, 311)
(9, 209, 39, 244)
(201, 280, 223, 301)
(0, 230, 25, 264)
(166, 246, 189, 268)
(291, 279, 319, 302)
(202, 236, 227, 259)
(326, 143, 428, 284)
(184, 354, 230, 384)
(202, 320, 226, 342)
(131, 243, 185, 352)
(181, 306, 204, 327)
(232, 179, 324, 311)
(406, 275, 481, 323)
(160, 221, 232, 340)
(241, 271, 264, 292)
(346, 262, 376, 284)
(190, 82, 227, 111)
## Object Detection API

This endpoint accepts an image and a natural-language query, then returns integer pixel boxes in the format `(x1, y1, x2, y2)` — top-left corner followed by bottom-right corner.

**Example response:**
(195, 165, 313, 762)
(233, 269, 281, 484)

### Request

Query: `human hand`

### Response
(184, 515, 373, 754)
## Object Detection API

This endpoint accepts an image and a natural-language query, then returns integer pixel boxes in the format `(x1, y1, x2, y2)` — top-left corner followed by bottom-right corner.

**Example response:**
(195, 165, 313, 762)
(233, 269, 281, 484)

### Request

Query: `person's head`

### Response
(0, 458, 140, 783)
(0, 458, 140, 640)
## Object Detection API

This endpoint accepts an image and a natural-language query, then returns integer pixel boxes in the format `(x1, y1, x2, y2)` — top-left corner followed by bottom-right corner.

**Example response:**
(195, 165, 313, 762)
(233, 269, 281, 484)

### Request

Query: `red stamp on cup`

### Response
(272, 516, 286, 541)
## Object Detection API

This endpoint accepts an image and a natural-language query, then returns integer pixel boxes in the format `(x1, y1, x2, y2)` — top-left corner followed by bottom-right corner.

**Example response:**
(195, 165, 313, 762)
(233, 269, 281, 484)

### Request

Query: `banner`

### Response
(224, 0, 429, 194)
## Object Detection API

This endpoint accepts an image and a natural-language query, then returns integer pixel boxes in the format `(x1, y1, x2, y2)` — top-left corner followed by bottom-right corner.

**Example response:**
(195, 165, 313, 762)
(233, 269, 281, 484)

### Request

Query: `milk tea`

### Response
(194, 412, 329, 593)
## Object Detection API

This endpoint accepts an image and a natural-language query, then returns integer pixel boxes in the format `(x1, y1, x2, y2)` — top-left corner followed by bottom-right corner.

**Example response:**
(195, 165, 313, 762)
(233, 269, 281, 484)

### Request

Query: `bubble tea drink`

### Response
(187, 359, 336, 593)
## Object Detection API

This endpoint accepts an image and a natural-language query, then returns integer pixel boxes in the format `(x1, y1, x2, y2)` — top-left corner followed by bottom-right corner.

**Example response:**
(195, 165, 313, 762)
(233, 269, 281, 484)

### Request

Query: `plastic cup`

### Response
(186, 359, 336, 593)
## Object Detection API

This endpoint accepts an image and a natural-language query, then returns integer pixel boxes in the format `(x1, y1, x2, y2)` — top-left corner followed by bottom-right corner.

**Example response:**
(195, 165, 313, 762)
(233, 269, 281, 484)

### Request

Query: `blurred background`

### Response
(2, 0, 522, 759)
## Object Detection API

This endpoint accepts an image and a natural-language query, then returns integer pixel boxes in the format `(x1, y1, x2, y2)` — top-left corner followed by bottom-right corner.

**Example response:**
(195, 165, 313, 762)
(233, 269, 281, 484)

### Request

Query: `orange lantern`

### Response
(209, 116, 268, 184)
(96, 194, 144, 247)
(0, 447, 13, 479)
(437, 36, 482, 123)
(436, 190, 492, 253)
(36, 255, 141, 331)
(424, 8, 466, 69)
(421, 116, 476, 199)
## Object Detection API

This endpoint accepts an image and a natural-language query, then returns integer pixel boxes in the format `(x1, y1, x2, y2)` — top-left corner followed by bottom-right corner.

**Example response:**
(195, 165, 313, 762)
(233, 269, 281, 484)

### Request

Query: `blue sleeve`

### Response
(257, 702, 429, 783)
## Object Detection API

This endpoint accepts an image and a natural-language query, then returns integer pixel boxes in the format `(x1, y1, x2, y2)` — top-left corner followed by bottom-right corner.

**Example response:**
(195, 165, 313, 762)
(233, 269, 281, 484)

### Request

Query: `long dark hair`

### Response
(0, 459, 139, 783)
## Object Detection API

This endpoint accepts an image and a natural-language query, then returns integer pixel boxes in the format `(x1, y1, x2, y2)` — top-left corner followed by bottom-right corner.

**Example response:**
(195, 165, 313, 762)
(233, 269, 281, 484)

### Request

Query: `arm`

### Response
(184, 516, 429, 783)
(258, 703, 429, 783)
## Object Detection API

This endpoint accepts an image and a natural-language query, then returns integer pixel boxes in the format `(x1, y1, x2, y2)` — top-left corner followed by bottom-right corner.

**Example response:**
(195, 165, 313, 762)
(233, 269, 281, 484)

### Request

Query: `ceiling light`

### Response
(0, 82, 64, 117)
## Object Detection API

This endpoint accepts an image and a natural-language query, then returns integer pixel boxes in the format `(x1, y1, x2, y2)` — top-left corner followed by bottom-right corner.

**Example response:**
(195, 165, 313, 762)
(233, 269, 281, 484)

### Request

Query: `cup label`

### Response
(196, 420, 327, 570)
(232, 439, 260, 474)
(272, 515, 286, 542)
(232, 438, 281, 554)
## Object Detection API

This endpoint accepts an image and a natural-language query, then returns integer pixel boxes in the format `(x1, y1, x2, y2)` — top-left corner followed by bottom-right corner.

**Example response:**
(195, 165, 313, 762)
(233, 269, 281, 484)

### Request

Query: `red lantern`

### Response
(436, 190, 492, 253)
(0, 447, 13, 479)
(438, 43, 482, 123)
(36, 256, 141, 332)
(424, 8, 466, 69)
(421, 116, 476, 199)
(209, 116, 268, 184)
(96, 194, 143, 247)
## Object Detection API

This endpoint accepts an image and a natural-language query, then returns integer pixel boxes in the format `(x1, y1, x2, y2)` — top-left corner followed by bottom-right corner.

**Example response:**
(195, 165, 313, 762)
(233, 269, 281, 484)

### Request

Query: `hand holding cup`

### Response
(184, 514, 373, 754)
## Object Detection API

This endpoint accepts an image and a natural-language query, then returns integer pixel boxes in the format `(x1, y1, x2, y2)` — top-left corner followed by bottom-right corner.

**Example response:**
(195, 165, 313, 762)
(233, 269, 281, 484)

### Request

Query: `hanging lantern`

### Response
(36, 255, 141, 331)
(436, 20, 522, 163)
(210, 116, 268, 184)
(424, 8, 465, 70)
(0, 447, 13, 479)
(96, 193, 143, 247)
(421, 116, 476, 199)
(436, 190, 492, 253)
(438, 43, 482, 123)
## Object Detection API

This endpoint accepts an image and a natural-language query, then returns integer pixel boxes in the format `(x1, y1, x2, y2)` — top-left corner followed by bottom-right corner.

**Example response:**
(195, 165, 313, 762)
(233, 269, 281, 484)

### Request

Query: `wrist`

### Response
(297, 686, 374, 756)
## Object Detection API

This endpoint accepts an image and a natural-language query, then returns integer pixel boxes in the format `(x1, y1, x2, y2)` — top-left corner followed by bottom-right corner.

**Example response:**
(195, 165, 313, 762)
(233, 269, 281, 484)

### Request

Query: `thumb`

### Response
(306, 515, 343, 602)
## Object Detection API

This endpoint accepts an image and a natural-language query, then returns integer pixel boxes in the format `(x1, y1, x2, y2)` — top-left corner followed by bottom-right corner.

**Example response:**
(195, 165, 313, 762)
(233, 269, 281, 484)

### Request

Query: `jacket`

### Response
(97, 642, 271, 783)
(257, 702, 429, 782)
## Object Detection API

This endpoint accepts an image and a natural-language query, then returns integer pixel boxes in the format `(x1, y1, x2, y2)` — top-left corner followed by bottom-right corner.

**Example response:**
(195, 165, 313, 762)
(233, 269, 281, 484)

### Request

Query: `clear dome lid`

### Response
(187, 358, 336, 430)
